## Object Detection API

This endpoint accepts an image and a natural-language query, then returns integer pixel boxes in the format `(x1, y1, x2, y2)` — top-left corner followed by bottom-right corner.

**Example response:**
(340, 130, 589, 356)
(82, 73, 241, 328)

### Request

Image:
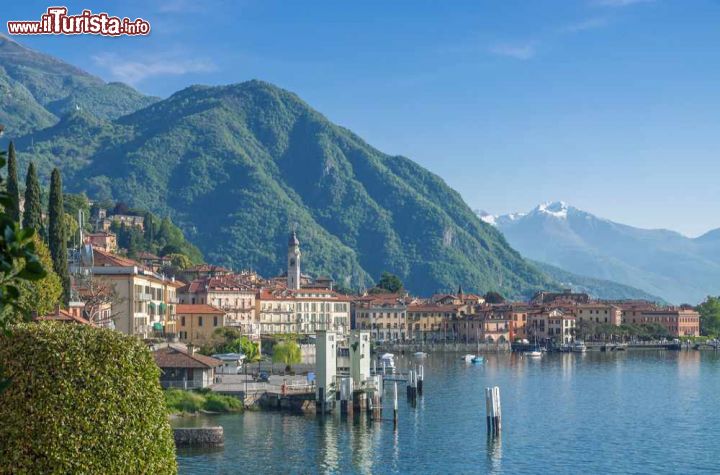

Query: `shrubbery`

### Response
(0, 323, 177, 474)
(164, 388, 243, 414)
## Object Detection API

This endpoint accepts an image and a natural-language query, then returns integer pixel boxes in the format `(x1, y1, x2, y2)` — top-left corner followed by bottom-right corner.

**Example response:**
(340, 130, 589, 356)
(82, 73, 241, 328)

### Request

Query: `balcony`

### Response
(136, 293, 152, 301)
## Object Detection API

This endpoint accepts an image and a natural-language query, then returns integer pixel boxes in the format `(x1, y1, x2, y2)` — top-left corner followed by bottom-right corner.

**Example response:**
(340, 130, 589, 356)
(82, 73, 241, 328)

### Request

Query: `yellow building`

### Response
(176, 304, 226, 344)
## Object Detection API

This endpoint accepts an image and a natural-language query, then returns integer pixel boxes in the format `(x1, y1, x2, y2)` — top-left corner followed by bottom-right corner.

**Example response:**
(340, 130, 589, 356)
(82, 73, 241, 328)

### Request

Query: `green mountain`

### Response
(532, 260, 665, 303)
(0, 34, 157, 137)
(3, 39, 556, 298)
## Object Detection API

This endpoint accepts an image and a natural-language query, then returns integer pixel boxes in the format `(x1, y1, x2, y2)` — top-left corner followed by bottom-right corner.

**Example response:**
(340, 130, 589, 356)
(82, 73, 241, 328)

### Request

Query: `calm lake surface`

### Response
(175, 351, 720, 474)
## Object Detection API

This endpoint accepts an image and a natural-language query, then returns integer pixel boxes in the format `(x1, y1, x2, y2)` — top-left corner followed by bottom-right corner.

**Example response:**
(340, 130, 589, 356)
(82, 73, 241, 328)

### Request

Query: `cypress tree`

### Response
(23, 162, 44, 238)
(48, 168, 70, 304)
(6, 142, 20, 222)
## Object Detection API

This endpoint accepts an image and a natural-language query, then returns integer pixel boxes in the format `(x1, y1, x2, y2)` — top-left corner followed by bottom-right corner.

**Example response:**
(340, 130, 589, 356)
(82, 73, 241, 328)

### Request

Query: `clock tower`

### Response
(287, 231, 301, 290)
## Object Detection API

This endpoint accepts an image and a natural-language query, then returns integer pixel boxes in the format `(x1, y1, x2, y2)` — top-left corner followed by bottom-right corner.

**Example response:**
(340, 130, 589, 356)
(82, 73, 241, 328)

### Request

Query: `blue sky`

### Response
(5, 0, 720, 236)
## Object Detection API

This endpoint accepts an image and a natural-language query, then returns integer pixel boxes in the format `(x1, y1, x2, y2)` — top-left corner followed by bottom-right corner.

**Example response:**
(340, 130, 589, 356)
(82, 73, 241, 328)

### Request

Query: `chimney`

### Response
(187, 343, 196, 355)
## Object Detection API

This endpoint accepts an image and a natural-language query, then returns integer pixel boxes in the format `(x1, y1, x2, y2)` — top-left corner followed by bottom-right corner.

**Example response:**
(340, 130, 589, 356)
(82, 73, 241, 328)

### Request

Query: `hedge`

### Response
(164, 388, 243, 414)
(0, 323, 177, 474)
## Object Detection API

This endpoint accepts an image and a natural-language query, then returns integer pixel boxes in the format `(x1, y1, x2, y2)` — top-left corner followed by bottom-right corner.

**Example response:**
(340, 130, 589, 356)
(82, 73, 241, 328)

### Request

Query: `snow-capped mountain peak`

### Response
(534, 201, 569, 219)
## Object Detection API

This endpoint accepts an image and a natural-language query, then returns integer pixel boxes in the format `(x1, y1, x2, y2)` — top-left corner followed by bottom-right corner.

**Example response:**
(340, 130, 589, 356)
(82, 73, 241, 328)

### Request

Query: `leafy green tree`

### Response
(201, 328, 261, 363)
(48, 168, 70, 305)
(63, 193, 91, 233)
(64, 212, 78, 248)
(5, 142, 20, 223)
(22, 162, 44, 238)
(12, 236, 62, 319)
(167, 253, 191, 270)
(0, 150, 47, 393)
(0, 153, 46, 333)
(272, 340, 301, 372)
(373, 272, 404, 293)
(697, 296, 720, 337)
(483, 291, 506, 304)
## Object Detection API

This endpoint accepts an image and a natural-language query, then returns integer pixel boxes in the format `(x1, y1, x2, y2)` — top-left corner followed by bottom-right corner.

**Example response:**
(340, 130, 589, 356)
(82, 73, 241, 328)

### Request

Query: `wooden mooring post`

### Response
(417, 364, 424, 396)
(485, 386, 502, 436)
(393, 381, 398, 429)
(406, 369, 417, 406)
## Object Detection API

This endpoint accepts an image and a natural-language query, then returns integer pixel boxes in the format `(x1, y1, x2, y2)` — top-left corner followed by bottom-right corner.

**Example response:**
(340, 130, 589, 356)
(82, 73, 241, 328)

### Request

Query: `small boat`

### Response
(524, 337, 543, 357)
(471, 355, 484, 364)
(414, 351, 428, 358)
(572, 341, 587, 353)
(461, 354, 475, 363)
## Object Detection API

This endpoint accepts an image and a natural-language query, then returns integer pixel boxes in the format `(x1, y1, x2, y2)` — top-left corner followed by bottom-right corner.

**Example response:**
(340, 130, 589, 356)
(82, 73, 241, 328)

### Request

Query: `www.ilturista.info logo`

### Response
(7, 7, 150, 36)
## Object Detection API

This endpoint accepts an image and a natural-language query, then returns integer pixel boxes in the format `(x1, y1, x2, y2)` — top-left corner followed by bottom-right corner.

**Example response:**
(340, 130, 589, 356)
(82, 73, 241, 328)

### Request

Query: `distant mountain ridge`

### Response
(531, 260, 665, 303)
(0, 34, 157, 137)
(482, 201, 720, 304)
(0, 35, 556, 298)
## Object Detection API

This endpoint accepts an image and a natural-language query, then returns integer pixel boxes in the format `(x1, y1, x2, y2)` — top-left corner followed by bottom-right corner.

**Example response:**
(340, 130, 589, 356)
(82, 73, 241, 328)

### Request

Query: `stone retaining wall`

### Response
(173, 427, 224, 448)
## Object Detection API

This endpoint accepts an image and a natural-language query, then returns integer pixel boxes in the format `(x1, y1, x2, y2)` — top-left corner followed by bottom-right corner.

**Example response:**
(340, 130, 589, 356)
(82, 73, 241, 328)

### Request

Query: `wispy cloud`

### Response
(560, 17, 609, 33)
(92, 53, 216, 85)
(488, 42, 536, 60)
(591, 0, 655, 7)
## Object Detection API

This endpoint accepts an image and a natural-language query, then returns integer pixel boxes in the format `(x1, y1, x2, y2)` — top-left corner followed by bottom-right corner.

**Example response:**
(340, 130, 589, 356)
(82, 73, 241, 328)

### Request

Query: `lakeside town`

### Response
(64, 215, 702, 348)
(67, 215, 701, 341)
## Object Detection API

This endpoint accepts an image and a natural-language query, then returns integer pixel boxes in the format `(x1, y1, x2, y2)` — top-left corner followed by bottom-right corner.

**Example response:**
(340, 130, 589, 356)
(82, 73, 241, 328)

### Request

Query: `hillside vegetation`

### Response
(1, 36, 556, 298)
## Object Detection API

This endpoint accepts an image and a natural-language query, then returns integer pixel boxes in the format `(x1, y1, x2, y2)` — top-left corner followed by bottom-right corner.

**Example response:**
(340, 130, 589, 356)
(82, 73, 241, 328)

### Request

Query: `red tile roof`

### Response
(153, 346, 222, 369)
(35, 309, 94, 326)
(93, 248, 143, 268)
(175, 304, 225, 315)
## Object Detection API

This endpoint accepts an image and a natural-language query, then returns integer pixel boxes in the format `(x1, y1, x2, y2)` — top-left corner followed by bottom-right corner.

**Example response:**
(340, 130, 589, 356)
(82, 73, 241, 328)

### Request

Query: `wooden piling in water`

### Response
(485, 386, 502, 437)
(417, 364, 424, 396)
(393, 381, 398, 429)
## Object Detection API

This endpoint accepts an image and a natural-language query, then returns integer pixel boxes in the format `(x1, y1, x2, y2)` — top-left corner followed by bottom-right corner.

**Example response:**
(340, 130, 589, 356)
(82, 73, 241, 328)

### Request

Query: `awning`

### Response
(152, 322, 164, 331)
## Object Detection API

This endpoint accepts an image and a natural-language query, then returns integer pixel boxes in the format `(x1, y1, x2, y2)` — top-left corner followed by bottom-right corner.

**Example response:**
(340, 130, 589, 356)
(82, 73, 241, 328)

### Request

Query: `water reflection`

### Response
(317, 416, 339, 473)
(177, 351, 720, 474)
(486, 435, 502, 474)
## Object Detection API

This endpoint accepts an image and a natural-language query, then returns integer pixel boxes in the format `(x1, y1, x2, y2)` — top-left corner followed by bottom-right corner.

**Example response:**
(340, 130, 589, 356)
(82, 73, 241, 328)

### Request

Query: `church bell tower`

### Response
(288, 231, 301, 290)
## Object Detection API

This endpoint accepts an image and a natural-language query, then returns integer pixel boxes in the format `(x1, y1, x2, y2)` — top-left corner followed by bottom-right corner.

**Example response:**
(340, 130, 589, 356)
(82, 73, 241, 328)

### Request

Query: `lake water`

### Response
(175, 351, 720, 474)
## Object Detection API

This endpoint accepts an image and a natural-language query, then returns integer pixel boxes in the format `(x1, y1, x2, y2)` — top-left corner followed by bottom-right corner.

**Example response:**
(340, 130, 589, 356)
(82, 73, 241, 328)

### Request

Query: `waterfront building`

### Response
(407, 303, 466, 342)
(547, 309, 577, 344)
(153, 345, 222, 389)
(508, 304, 535, 341)
(624, 308, 700, 337)
(575, 303, 622, 326)
(176, 304, 226, 344)
(257, 288, 352, 336)
(86, 249, 182, 338)
(353, 294, 409, 341)
(527, 308, 576, 344)
(179, 276, 259, 340)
